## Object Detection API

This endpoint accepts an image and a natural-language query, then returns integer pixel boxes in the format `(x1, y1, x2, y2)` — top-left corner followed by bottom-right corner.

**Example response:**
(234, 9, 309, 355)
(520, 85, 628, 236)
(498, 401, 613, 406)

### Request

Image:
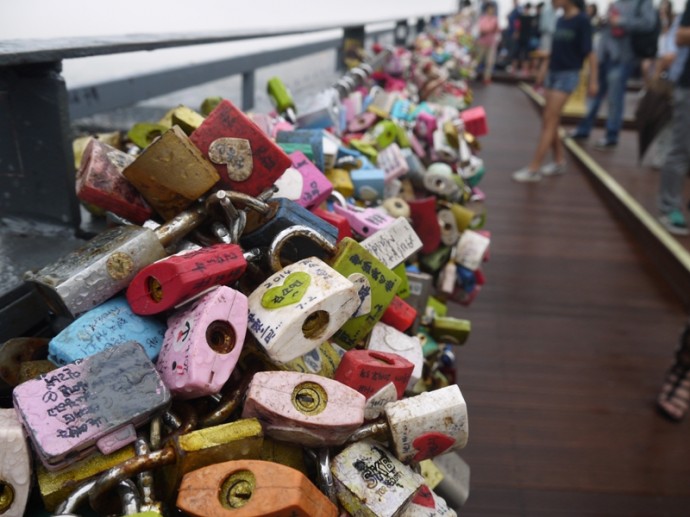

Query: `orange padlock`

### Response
(176, 459, 338, 517)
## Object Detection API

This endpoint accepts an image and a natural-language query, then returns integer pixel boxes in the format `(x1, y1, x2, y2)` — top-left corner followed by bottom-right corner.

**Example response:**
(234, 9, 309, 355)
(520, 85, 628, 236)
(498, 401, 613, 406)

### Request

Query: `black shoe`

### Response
(567, 129, 588, 140)
(593, 138, 617, 150)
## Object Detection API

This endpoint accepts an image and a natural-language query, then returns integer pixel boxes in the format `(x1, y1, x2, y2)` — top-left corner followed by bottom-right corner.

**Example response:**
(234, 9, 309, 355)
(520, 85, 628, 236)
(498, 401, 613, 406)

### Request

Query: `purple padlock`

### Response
(156, 286, 247, 399)
(288, 151, 334, 209)
(377, 143, 410, 183)
(332, 202, 396, 238)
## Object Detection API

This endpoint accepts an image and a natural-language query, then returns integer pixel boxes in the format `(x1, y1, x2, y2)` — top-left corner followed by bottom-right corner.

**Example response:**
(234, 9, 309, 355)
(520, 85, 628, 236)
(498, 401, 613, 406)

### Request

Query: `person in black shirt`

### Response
(512, 2, 537, 74)
(513, 0, 597, 182)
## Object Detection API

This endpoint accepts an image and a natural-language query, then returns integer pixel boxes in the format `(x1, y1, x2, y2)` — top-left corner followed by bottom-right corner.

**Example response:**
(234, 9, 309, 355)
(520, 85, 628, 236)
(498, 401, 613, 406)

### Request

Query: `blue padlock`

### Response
(456, 265, 477, 293)
(337, 146, 363, 162)
(276, 130, 325, 172)
(410, 101, 435, 120)
(351, 168, 385, 202)
(241, 197, 338, 262)
(390, 98, 413, 122)
(48, 296, 166, 366)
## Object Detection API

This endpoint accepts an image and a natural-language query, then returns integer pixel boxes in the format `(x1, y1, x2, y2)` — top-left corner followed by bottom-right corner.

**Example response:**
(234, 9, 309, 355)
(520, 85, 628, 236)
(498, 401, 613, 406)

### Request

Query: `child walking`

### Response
(513, 0, 597, 182)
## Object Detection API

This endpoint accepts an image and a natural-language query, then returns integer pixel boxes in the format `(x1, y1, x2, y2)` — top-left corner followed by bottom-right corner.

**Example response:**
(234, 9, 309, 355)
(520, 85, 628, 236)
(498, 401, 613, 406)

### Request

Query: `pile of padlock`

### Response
(0, 35, 491, 517)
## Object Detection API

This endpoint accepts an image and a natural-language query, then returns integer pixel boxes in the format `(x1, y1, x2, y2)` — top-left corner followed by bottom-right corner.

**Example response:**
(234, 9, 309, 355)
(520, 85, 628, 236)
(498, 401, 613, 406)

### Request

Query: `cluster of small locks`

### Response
(0, 27, 490, 517)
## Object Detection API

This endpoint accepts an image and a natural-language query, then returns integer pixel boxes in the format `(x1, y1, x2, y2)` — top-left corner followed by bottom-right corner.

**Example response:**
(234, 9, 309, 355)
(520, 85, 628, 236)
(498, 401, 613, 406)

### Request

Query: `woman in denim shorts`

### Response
(513, 0, 598, 182)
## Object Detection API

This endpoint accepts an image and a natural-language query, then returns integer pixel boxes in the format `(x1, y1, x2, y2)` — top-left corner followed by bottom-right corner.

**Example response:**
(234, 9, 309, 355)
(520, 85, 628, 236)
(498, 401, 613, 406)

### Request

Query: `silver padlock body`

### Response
(332, 440, 423, 517)
(27, 225, 166, 318)
(384, 384, 468, 463)
(432, 453, 471, 509)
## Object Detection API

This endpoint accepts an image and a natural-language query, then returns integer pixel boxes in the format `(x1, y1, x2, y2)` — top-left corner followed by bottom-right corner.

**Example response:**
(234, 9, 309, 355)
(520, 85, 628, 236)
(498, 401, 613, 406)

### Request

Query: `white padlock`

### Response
(368, 322, 424, 392)
(455, 230, 490, 272)
(0, 409, 32, 517)
(247, 257, 360, 363)
(400, 485, 457, 517)
(360, 217, 423, 271)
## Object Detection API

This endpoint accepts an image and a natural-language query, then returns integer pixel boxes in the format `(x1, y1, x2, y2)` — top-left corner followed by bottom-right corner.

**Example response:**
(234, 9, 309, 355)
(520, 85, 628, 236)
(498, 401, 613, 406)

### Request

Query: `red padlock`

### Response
(409, 197, 441, 254)
(311, 207, 353, 242)
(461, 106, 488, 137)
(190, 99, 292, 195)
(126, 244, 252, 315)
(334, 349, 414, 400)
(380, 296, 417, 332)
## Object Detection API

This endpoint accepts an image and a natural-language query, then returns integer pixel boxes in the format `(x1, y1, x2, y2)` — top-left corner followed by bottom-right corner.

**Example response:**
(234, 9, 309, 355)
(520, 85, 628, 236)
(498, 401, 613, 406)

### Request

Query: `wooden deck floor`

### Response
(452, 83, 690, 516)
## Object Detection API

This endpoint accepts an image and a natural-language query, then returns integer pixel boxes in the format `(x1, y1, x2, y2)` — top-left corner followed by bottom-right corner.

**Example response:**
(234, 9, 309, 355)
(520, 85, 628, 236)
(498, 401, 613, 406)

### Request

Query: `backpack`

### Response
(630, 0, 661, 59)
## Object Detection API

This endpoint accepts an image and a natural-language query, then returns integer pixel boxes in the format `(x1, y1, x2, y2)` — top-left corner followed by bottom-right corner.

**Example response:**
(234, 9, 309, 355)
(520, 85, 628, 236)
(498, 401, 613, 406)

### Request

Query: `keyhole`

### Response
(301, 310, 330, 340)
(146, 276, 163, 302)
(205, 321, 236, 354)
(220, 470, 255, 509)
(292, 381, 328, 415)
(0, 480, 15, 514)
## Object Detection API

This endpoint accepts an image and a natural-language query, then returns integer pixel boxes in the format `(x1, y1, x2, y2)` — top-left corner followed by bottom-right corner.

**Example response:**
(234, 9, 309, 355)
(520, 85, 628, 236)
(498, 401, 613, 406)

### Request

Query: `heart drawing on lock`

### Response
(412, 432, 456, 462)
(208, 137, 253, 182)
(261, 272, 312, 309)
(411, 485, 436, 509)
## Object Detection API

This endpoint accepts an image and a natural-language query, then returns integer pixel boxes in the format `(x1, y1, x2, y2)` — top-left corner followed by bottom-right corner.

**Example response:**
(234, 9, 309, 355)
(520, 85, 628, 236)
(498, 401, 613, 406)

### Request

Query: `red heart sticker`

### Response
(411, 485, 436, 508)
(412, 432, 456, 462)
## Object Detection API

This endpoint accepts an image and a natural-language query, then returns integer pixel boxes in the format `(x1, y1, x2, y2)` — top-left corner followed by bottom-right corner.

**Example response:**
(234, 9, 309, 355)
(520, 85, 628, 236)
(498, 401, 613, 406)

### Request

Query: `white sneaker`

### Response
(512, 167, 542, 183)
(540, 161, 566, 176)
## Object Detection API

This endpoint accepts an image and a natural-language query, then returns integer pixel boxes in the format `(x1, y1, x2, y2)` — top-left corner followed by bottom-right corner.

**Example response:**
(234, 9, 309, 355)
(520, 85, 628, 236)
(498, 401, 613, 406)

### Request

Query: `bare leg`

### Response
(527, 89, 570, 171)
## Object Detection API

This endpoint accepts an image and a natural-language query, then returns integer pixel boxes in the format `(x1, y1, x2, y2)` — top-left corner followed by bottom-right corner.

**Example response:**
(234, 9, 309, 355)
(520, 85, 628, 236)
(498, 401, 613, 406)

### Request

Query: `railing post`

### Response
(0, 61, 80, 228)
(394, 20, 410, 47)
(241, 70, 256, 111)
(338, 25, 366, 72)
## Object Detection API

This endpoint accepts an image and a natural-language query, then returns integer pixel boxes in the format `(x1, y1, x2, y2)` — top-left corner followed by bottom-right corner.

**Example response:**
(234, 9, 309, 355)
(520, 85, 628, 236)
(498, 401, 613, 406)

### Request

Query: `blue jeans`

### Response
(574, 57, 633, 144)
(545, 70, 580, 94)
(659, 88, 690, 214)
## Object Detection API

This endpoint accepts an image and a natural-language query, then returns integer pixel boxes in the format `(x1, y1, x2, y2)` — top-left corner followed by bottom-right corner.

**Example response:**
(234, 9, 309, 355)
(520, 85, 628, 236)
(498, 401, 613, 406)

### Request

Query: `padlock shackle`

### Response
(205, 190, 271, 215)
(88, 447, 176, 510)
(154, 205, 207, 247)
(268, 225, 337, 272)
(117, 479, 142, 515)
(54, 478, 98, 515)
(345, 420, 389, 444)
(199, 367, 256, 427)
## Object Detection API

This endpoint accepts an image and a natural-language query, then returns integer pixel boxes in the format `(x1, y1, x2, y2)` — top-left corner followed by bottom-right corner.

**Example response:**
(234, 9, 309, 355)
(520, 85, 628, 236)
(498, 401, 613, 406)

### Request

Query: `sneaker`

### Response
(540, 161, 566, 176)
(659, 210, 690, 236)
(593, 138, 617, 150)
(512, 167, 542, 183)
(567, 129, 589, 140)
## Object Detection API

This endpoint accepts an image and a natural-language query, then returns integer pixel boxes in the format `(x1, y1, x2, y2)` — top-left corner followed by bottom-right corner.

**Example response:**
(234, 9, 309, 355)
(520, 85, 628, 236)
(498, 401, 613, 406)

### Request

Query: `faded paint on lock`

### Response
(242, 371, 365, 447)
(455, 230, 490, 272)
(399, 485, 457, 517)
(247, 257, 359, 363)
(331, 440, 423, 517)
(0, 409, 31, 517)
(207, 137, 253, 182)
(367, 322, 423, 392)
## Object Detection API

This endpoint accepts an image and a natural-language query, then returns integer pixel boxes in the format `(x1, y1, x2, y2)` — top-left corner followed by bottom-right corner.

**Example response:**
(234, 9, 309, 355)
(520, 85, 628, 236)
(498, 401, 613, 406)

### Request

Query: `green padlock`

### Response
(349, 139, 378, 162)
(393, 263, 411, 299)
(430, 316, 471, 345)
(127, 122, 168, 149)
(372, 120, 398, 149)
(200, 96, 223, 116)
(419, 245, 452, 276)
(267, 76, 297, 123)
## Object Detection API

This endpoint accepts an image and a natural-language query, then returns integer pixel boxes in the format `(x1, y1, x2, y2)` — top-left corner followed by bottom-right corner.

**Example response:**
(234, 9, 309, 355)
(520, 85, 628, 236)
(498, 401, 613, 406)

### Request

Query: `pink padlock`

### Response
(288, 151, 333, 209)
(332, 203, 395, 238)
(415, 112, 437, 147)
(460, 106, 488, 137)
(271, 119, 295, 139)
(377, 143, 410, 183)
(347, 111, 378, 133)
(156, 286, 247, 399)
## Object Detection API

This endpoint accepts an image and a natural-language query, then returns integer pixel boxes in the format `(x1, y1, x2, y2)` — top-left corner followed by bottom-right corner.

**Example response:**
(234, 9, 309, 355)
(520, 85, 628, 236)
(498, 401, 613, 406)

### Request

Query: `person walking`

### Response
(512, 0, 597, 182)
(568, 0, 656, 150)
(475, 3, 502, 83)
(657, 0, 690, 235)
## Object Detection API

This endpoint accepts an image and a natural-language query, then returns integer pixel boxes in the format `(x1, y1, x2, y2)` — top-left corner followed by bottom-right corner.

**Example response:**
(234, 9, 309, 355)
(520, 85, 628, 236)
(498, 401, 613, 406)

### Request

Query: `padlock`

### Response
(455, 230, 490, 272)
(324, 168, 355, 198)
(405, 272, 433, 334)
(260, 437, 308, 475)
(126, 243, 255, 315)
(360, 216, 423, 270)
(156, 285, 247, 399)
(367, 322, 423, 392)
(381, 296, 417, 332)
(418, 246, 451, 278)
(436, 252, 458, 297)
(242, 370, 365, 446)
(52, 477, 151, 517)
(87, 418, 264, 507)
(367, 89, 397, 118)
(332, 202, 395, 238)
(267, 76, 297, 123)
(382, 197, 411, 219)
(247, 257, 359, 363)
(18, 360, 56, 384)
(296, 87, 341, 130)
(177, 459, 338, 516)
(121, 125, 220, 220)
(26, 205, 206, 318)
(37, 444, 136, 511)
(277, 129, 325, 172)
(432, 453, 471, 509)
(247, 112, 275, 137)
(385, 177, 403, 199)
(241, 197, 339, 263)
(391, 98, 413, 121)
(127, 122, 168, 150)
(0, 337, 49, 391)
(287, 151, 333, 208)
(0, 409, 31, 517)
(414, 111, 437, 147)
(73, 131, 120, 169)
(444, 202, 478, 232)
(377, 142, 410, 183)
(75, 138, 152, 225)
(260, 339, 347, 379)
(348, 111, 378, 133)
(400, 485, 457, 517)
(331, 440, 423, 517)
(200, 96, 222, 116)
(429, 317, 471, 345)
(349, 138, 379, 162)
(460, 154, 486, 188)
(165, 106, 206, 135)
(423, 171, 461, 202)
(334, 349, 413, 402)
(13, 341, 170, 470)
(460, 105, 487, 137)
(372, 120, 399, 149)
(311, 207, 353, 242)
(269, 228, 402, 351)
(190, 99, 292, 194)
(48, 296, 166, 366)
(394, 263, 411, 299)
(409, 197, 441, 254)
(431, 129, 458, 163)
(351, 167, 386, 202)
